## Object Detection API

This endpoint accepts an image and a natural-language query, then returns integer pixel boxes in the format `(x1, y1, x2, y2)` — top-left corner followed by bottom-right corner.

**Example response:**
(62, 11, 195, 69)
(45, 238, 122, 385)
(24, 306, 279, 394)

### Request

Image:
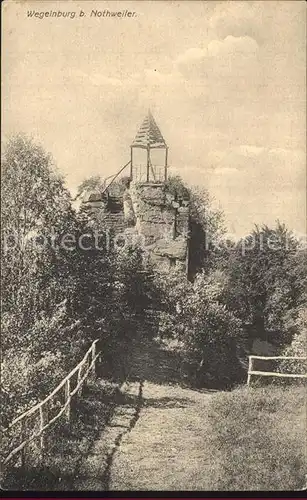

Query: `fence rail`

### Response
(1, 340, 100, 472)
(247, 355, 307, 386)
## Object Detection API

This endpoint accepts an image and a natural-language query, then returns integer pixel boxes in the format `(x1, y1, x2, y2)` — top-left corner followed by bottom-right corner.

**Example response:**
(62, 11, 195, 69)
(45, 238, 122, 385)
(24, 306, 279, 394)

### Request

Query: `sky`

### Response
(2, 0, 306, 236)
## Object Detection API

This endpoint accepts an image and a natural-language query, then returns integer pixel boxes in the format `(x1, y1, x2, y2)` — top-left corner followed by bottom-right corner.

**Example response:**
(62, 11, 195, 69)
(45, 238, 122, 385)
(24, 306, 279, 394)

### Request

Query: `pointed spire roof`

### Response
(131, 110, 167, 149)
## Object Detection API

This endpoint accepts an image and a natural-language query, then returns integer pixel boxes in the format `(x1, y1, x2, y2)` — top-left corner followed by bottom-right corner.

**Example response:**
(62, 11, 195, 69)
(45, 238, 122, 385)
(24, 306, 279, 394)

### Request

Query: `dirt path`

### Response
(109, 381, 215, 491)
(74, 340, 218, 491)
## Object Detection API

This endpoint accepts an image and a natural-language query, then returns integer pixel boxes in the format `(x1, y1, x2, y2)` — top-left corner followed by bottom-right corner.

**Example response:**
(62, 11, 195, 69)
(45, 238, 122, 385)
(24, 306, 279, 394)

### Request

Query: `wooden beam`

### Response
(3, 350, 101, 467)
(165, 147, 168, 182)
(130, 147, 133, 179)
(247, 356, 252, 386)
(249, 370, 306, 378)
(64, 379, 71, 422)
(4, 340, 100, 429)
(146, 147, 150, 182)
(249, 355, 306, 361)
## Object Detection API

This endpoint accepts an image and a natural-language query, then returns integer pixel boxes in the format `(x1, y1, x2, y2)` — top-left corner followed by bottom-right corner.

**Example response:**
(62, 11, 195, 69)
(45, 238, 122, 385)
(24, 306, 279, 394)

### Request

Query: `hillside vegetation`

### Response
(1, 135, 306, 490)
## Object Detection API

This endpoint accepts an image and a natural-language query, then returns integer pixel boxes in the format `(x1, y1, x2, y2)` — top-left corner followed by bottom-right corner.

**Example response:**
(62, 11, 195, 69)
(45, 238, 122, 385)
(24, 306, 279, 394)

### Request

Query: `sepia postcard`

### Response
(1, 0, 306, 493)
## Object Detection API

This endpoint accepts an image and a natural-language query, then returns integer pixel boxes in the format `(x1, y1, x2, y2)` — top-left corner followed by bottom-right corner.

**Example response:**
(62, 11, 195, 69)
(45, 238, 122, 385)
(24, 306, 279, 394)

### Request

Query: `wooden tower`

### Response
(130, 110, 168, 183)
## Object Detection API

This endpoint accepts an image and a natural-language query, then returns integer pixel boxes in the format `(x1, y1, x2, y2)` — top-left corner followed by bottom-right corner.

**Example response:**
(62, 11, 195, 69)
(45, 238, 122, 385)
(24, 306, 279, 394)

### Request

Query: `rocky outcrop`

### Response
(129, 182, 190, 273)
(80, 180, 190, 274)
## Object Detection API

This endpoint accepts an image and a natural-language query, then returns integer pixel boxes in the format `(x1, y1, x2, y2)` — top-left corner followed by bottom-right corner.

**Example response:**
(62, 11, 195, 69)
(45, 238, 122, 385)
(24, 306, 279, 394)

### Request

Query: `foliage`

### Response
(1, 135, 160, 426)
(1, 134, 77, 350)
(76, 174, 131, 200)
(70, 212, 163, 378)
(0, 135, 83, 425)
(1, 348, 67, 427)
(180, 272, 244, 387)
(165, 176, 226, 276)
(155, 269, 244, 388)
(224, 223, 305, 346)
(154, 268, 192, 340)
(2, 135, 306, 440)
(279, 307, 307, 376)
(76, 175, 104, 198)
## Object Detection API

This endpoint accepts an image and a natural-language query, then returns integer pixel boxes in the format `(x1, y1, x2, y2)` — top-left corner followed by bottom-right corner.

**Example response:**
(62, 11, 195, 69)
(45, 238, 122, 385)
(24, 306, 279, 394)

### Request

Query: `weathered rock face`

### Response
(123, 191, 136, 227)
(80, 181, 190, 275)
(81, 190, 108, 215)
(151, 236, 188, 260)
(129, 182, 190, 274)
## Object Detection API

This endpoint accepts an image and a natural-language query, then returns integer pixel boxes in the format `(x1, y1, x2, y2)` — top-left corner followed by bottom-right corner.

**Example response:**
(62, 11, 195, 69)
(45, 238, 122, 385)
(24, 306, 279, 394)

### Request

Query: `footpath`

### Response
(74, 340, 218, 491)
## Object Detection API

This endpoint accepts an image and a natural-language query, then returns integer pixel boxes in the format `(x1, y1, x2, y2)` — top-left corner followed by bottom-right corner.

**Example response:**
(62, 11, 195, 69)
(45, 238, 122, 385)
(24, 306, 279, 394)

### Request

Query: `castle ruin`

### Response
(81, 111, 190, 275)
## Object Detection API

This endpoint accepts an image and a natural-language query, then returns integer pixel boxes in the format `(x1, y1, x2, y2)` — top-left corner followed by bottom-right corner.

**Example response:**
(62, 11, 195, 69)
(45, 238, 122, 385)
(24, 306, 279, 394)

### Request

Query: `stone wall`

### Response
(129, 182, 190, 274)
(80, 181, 190, 275)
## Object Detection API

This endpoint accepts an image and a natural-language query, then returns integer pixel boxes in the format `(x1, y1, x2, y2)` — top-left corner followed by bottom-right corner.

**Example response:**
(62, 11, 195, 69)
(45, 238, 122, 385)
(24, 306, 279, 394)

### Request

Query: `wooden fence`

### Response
(1, 340, 100, 475)
(247, 355, 307, 386)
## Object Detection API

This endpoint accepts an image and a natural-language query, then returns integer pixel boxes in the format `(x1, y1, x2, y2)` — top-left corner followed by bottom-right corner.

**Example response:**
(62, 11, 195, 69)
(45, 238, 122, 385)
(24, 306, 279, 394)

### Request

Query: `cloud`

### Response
(175, 48, 206, 67)
(176, 34, 259, 67)
(237, 145, 265, 157)
(82, 72, 124, 87)
(209, 1, 262, 42)
(174, 144, 305, 236)
(208, 145, 305, 176)
(207, 35, 258, 58)
(175, 35, 260, 91)
(3, 0, 305, 237)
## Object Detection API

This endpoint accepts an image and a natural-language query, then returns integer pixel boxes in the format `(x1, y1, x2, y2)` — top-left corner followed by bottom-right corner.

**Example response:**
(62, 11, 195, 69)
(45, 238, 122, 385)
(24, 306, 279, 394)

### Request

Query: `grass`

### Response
(2, 379, 121, 491)
(3, 338, 305, 491)
(207, 384, 306, 491)
(109, 381, 306, 491)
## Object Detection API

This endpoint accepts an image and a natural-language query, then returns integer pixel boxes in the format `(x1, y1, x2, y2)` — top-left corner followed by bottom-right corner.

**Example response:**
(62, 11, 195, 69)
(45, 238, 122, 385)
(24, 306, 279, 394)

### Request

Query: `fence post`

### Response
(21, 419, 26, 468)
(91, 342, 97, 379)
(64, 379, 71, 422)
(39, 406, 46, 462)
(77, 366, 83, 396)
(247, 356, 252, 386)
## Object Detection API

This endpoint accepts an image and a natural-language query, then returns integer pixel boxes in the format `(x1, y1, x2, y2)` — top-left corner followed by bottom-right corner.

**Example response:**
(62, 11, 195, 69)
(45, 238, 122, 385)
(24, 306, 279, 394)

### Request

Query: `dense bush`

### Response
(1, 349, 67, 427)
(279, 307, 307, 376)
(155, 269, 244, 388)
(224, 224, 306, 347)
(0, 135, 160, 427)
(180, 272, 244, 388)
(1, 135, 80, 424)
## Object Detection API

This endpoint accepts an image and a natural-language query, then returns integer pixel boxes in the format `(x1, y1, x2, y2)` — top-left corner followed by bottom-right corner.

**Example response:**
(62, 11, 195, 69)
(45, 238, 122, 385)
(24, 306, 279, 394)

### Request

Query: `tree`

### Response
(75, 174, 131, 200)
(180, 271, 244, 388)
(165, 176, 226, 277)
(155, 267, 244, 388)
(1, 135, 82, 423)
(75, 175, 104, 200)
(1, 134, 77, 350)
(224, 223, 305, 347)
(1, 135, 160, 422)
(279, 307, 307, 377)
